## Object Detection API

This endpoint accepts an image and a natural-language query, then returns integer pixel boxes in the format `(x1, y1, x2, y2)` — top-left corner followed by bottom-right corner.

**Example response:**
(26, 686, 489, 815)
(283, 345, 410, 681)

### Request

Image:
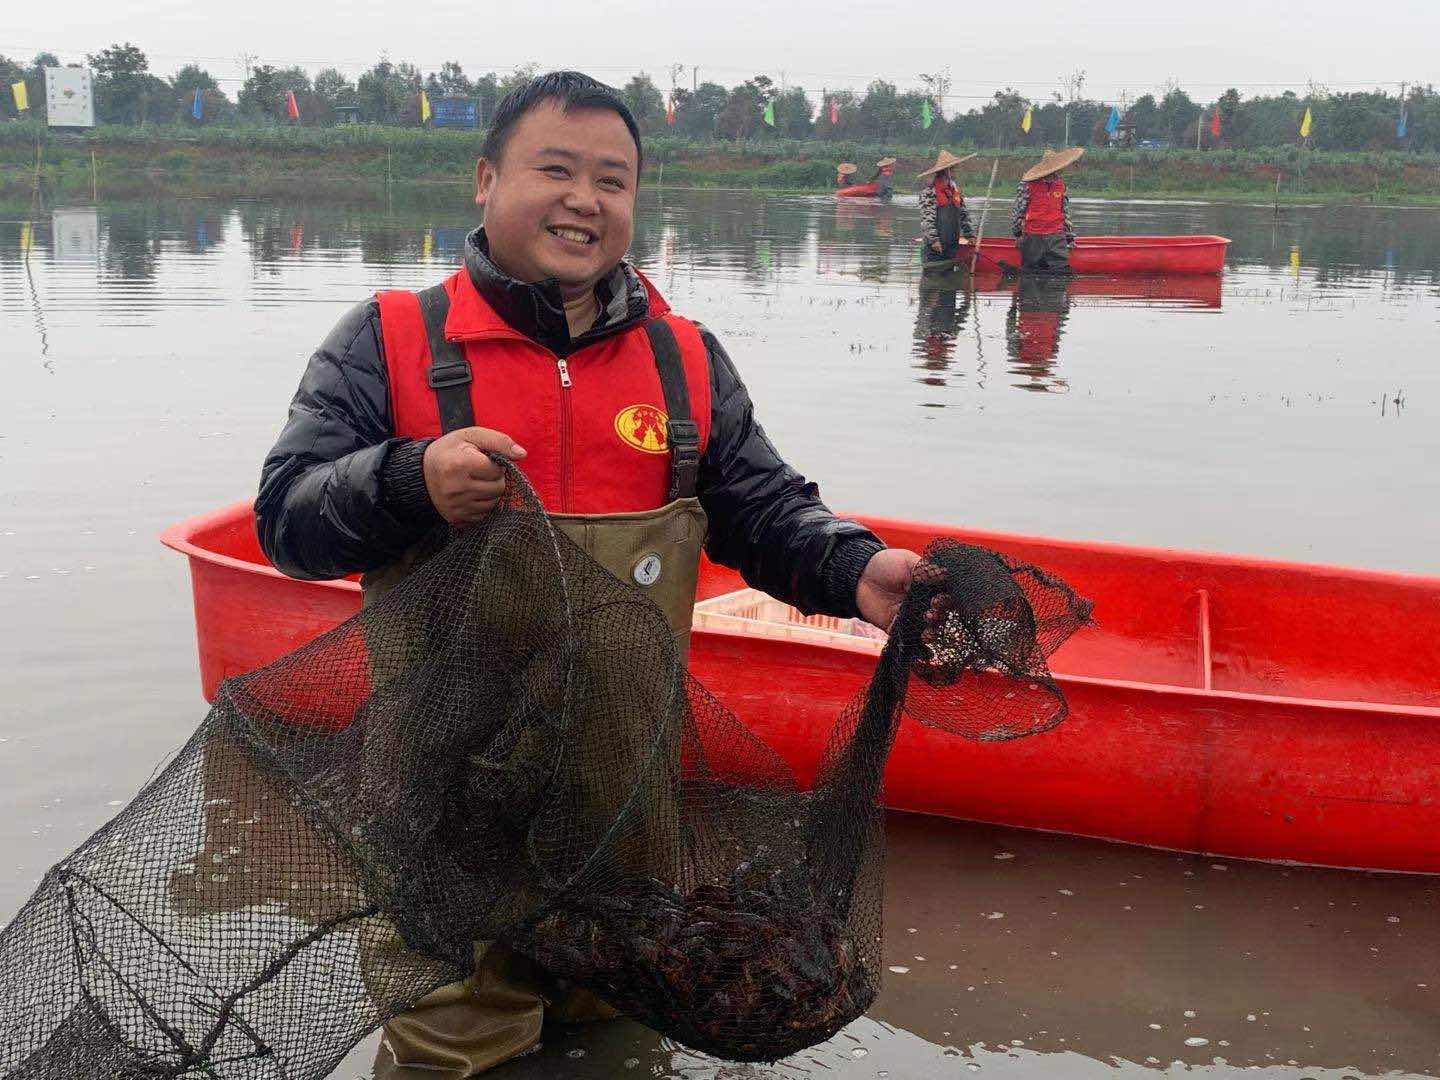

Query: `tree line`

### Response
(3, 45, 1438, 153)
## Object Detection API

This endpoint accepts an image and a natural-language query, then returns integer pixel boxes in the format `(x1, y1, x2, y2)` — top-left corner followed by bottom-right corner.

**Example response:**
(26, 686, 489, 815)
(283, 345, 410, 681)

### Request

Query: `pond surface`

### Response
(1, 188, 1437, 1078)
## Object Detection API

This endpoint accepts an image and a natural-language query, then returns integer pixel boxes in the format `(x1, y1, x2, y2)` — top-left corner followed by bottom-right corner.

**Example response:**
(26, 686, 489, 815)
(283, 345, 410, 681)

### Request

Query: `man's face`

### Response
(476, 100, 638, 297)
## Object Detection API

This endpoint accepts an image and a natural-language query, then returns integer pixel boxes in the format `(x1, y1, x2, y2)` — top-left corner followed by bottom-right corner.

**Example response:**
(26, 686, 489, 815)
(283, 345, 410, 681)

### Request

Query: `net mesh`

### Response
(0, 466, 1090, 1075)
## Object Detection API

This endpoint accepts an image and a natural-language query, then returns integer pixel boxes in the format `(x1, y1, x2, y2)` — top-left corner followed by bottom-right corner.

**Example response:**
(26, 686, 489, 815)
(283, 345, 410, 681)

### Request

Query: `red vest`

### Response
(376, 268, 711, 515)
(933, 176, 961, 207)
(1023, 177, 1066, 235)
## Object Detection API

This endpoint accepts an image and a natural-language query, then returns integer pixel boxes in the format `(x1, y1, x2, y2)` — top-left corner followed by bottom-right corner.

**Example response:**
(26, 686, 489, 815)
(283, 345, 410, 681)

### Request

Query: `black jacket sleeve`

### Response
(697, 328, 885, 619)
(254, 300, 439, 580)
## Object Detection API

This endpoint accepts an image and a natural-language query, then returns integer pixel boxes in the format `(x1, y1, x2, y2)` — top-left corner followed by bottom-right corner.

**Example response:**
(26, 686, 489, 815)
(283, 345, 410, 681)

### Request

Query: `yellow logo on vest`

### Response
(614, 404, 669, 454)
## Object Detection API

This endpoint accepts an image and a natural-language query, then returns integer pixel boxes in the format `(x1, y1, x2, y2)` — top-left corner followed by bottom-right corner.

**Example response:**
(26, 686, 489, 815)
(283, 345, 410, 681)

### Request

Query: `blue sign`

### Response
(432, 97, 479, 129)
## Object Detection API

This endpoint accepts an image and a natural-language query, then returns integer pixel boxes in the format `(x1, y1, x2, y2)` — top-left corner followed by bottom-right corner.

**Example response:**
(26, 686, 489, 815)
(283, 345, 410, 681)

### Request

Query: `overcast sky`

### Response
(5, 0, 1437, 105)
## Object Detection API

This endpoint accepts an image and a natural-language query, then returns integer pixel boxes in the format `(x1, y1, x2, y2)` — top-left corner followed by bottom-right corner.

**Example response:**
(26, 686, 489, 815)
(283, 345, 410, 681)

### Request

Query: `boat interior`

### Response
(176, 505, 1440, 711)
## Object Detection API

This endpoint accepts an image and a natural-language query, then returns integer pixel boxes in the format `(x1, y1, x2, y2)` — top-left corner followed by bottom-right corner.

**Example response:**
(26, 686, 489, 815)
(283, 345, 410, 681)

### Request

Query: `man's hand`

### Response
(422, 427, 527, 525)
(856, 548, 923, 630)
(930, 240, 943, 252)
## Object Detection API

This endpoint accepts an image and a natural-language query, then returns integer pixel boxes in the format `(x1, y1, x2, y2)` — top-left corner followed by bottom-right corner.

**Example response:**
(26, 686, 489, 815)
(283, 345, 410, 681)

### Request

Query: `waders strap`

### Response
(418, 284, 475, 434)
(645, 318, 700, 501)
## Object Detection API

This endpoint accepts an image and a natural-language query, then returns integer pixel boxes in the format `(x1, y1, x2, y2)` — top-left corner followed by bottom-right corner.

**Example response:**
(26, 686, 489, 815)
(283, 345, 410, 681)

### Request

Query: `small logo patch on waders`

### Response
(633, 552, 663, 586)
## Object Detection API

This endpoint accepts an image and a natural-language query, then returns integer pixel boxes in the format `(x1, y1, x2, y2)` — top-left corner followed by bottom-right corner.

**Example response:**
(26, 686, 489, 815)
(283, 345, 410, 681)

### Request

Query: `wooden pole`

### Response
(1274, 170, 1282, 215)
(30, 141, 44, 206)
(387, 147, 393, 187)
(970, 158, 1000, 277)
(92, 150, 98, 201)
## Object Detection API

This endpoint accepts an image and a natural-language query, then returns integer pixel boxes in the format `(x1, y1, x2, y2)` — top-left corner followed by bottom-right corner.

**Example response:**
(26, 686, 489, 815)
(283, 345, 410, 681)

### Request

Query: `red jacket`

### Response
(377, 267, 711, 515)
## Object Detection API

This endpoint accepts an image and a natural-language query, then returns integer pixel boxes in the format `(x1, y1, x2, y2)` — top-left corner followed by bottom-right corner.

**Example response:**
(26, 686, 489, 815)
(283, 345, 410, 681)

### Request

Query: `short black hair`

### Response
(482, 70, 644, 174)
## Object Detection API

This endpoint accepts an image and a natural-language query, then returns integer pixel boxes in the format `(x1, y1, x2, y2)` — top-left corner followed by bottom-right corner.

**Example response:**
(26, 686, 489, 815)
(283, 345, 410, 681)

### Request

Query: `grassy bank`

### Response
(4, 121, 1440, 204)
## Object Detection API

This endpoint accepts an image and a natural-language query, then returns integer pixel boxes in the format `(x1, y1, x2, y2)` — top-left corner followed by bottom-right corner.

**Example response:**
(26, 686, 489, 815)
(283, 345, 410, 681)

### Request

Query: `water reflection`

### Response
(1005, 275, 1073, 392)
(100, 205, 161, 283)
(345, 812, 1440, 1080)
(912, 279, 972, 384)
(51, 207, 99, 260)
(909, 270, 1223, 394)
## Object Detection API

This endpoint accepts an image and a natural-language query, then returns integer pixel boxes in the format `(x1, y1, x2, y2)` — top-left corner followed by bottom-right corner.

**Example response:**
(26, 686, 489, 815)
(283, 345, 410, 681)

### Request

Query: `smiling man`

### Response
(255, 71, 921, 1077)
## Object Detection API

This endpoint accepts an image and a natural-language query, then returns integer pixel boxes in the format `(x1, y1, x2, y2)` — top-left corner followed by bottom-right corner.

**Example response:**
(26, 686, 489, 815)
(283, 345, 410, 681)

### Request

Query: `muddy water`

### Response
(1, 189, 1438, 1078)
(350, 814, 1440, 1079)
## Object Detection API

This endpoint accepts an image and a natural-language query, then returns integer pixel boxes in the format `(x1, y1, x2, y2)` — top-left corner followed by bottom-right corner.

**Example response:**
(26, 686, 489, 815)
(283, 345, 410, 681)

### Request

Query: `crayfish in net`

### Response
(520, 863, 873, 1062)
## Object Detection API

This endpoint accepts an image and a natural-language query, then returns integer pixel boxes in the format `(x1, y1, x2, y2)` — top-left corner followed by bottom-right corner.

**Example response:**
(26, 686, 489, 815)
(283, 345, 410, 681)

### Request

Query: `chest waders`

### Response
(370, 286, 708, 1078)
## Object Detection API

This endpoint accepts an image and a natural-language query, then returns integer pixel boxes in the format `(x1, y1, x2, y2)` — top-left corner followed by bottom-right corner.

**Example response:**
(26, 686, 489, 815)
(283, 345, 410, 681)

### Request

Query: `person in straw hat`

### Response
(834, 162, 858, 188)
(1011, 146, 1083, 271)
(917, 150, 977, 262)
(868, 156, 898, 199)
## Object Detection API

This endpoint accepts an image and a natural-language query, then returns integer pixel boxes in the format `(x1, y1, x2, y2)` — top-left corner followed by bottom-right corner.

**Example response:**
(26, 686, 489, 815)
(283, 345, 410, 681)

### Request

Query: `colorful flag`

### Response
(1299, 106, 1312, 138)
(1105, 105, 1120, 135)
(921, 98, 934, 129)
(192, 88, 203, 121)
(12, 81, 29, 112)
(762, 99, 775, 127)
(286, 90, 300, 122)
(1397, 106, 1408, 138)
(420, 91, 431, 124)
(1210, 108, 1221, 137)
(666, 96, 676, 125)
(830, 98, 838, 125)
(1020, 106, 1032, 134)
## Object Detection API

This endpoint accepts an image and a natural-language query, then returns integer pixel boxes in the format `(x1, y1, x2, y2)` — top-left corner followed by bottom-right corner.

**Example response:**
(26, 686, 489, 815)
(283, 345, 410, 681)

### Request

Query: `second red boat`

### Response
(925, 234, 1231, 274)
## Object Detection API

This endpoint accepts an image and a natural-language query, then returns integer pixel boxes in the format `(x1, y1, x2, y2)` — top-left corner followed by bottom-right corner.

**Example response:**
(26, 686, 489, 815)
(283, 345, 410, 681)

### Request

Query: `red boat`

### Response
(835, 182, 888, 199)
(162, 507, 1440, 875)
(929, 235, 1231, 275)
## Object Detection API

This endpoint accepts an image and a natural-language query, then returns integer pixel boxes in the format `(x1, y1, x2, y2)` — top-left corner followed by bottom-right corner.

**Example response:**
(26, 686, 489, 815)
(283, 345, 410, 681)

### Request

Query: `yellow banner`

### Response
(1020, 106, 1033, 134)
(1299, 107, 1313, 138)
(11, 80, 29, 111)
(420, 91, 432, 124)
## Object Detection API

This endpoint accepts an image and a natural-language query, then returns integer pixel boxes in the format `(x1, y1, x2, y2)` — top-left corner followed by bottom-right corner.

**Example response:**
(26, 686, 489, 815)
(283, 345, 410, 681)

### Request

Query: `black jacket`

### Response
(255, 227, 885, 618)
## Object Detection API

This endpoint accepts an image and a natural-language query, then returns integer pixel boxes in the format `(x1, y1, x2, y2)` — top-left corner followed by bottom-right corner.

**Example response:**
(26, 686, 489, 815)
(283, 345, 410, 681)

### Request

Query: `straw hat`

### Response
(837, 162, 858, 176)
(875, 156, 898, 168)
(1022, 146, 1084, 182)
(916, 150, 976, 178)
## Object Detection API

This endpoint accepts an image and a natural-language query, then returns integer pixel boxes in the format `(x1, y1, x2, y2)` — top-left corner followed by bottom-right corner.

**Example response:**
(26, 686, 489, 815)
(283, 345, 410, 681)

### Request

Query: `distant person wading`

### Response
(1012, 146, 1084, 272)
(918, 150, 977, 262)
(870, 156, 897, 199)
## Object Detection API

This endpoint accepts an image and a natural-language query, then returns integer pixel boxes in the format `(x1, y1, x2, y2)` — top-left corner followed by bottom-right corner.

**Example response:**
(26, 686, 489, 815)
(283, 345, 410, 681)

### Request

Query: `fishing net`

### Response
(0, 464, 1089, 1077)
